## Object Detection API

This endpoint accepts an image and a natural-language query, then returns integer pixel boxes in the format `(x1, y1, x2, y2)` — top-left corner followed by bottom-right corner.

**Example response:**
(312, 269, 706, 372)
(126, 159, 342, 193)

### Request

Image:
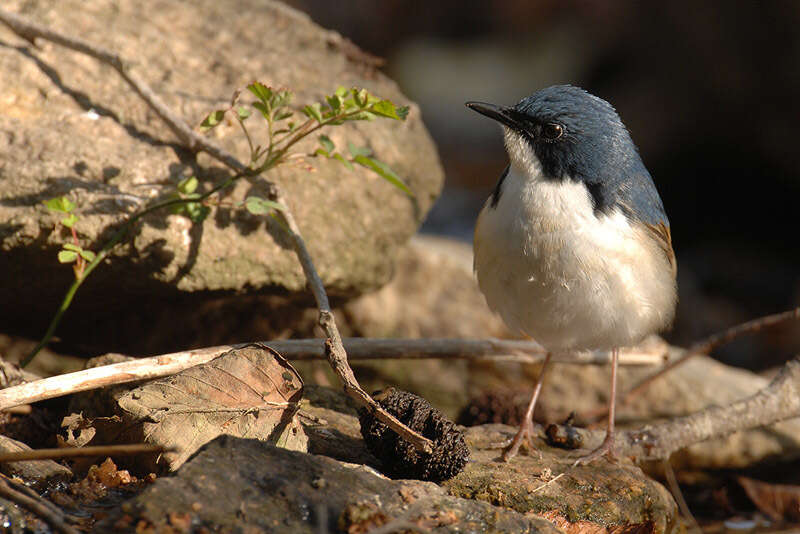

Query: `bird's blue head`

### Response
(466, 85, 669, 228)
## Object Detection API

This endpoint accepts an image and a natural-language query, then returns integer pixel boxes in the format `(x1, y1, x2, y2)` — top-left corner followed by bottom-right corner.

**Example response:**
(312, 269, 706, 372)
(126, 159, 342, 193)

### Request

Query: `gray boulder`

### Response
(0, 0, 443, 352)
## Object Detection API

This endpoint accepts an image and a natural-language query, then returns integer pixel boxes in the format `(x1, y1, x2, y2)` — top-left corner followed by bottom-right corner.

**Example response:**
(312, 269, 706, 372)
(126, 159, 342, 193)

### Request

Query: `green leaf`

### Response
(332, 153, 354, 170)
(334, 86, 348, 98)
(247, 82, 273, 104)
(369, 100, 408, 120)
(244, 196, 286, 215)
(326, 94, 342, 112)
(200, 110, 226, 132)
(352, 88, 369, 107)
(61, 213, 78, 228)
(271, 90, 291, 109)
(62, 243, 82, 252)
(184, 203, 210, 223)
(44, 196, 75, 213)
(369, 100, 398, 119)
(353, 155, 412, 196)
(252, 101, 269, 119)
(236, 106, 252, 120)
(302, 103, 323, 122)
(348, 111, 375, 121)
(348, 142, 372, 157)
(319, 135, 335, 152)
(58, 250, 78, 263)
(79, 249, 96, 262)
(177, 176, 199, 194)
(314, 148, 330, 158)
(275, 110, 293, 121)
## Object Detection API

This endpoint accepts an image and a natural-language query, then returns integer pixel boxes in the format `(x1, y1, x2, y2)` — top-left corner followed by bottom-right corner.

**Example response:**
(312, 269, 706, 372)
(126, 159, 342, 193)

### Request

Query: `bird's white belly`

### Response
(473, 169, 676, 351)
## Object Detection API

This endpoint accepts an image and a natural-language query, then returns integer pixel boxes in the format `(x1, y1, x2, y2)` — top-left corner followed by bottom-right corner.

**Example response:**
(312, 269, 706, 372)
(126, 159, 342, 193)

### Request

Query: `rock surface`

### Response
(448, 425, 679, 534)
(0, 0, 443, 352)
(97, 436, 565, 534)
(97, 385, 680, 533)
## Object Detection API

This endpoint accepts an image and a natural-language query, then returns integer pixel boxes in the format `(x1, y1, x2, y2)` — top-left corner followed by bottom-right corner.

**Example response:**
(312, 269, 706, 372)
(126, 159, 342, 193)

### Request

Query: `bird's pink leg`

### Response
(573, 347, 619, 465)
(502, 352, 551, 461)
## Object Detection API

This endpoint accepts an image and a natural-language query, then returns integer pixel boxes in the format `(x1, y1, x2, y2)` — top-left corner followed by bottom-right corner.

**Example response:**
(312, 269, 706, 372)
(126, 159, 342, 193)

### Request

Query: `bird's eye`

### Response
(542, 123, 563, 141)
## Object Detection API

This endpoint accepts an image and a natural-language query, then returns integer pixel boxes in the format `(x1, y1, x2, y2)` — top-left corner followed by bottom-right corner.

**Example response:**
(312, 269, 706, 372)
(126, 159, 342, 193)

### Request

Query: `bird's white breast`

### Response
(473, 158, 676, 351)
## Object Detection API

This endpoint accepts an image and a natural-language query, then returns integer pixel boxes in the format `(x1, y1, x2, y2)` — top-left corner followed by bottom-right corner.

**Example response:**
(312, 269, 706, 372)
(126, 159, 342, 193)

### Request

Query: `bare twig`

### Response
(662, 459, 702, 534)
(0, 8, 432, 451)
(621, 307, 800, 405)
(0, 338, 663, 411)
(618, 357, 800, 460)
(0, 476, 80, 534)
(0, 444, 171, 463)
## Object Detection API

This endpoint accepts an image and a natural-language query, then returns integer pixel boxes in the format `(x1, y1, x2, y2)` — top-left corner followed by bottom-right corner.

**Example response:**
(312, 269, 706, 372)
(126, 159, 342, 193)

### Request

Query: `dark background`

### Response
(287, 0, 800, 371)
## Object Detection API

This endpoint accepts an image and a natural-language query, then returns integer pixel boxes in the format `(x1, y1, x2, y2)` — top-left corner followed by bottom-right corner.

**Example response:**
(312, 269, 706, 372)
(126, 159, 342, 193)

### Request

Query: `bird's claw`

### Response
(501, 420, 539, 461)
(572, 434, 618, 466)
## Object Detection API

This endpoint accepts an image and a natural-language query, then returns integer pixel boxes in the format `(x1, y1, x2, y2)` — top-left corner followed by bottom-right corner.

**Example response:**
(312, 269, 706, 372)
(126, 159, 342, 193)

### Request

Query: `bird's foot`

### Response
(572, 432, 617, 466)
(501, 420, 540, 461)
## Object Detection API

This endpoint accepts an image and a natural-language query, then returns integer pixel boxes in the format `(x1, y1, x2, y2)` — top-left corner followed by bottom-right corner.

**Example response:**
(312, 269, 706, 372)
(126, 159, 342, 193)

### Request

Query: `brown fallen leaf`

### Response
(738, 476, 800, 521)
(114, 343, 307, 471)
(59, 413, 123, 448)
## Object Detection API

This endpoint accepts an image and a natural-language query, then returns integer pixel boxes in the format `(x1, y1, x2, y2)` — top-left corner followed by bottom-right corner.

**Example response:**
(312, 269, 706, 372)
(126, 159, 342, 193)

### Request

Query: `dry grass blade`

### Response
(0, 444, 171, 462)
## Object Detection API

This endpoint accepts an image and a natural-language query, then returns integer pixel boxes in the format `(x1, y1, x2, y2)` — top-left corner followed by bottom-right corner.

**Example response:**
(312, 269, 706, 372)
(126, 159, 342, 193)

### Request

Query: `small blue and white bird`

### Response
(467, 85, 677, 463)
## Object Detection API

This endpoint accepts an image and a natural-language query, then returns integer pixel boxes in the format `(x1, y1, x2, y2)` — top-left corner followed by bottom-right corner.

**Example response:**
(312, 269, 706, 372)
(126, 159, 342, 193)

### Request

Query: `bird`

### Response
(466, 85, 677, 463)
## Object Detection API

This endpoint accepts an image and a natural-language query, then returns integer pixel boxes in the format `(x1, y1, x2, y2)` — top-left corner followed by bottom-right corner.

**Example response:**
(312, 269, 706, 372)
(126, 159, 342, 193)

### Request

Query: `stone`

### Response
(446, 425, 679, 534)
(0, 0, 443, 353)
(99, 385, 683, 533)
(96, 435, 564, 534)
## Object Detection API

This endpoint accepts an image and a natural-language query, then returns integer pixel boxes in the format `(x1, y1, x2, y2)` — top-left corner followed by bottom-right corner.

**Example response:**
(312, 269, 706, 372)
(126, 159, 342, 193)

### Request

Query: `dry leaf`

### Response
(59, 413, 123, 448)
(115, 344, 307, 471)
(739, 476, 800, 521)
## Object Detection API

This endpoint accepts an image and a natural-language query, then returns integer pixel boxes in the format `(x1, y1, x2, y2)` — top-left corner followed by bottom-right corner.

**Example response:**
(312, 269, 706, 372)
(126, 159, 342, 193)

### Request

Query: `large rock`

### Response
(97, 436, 564, 534)
(0, 0, 443, 352)
(96, 385, 679, 533)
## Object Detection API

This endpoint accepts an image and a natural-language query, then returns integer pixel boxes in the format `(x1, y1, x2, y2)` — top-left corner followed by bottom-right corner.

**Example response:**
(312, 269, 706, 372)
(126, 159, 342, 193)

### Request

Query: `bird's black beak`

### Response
(465, 101, 521, 130)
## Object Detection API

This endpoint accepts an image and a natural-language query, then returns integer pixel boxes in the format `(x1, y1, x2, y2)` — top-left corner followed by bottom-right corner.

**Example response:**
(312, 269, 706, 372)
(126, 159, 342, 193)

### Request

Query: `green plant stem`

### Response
(22, 175, 242, 367)
(25, 105, 353, 367)
(235, 114, 256, 162)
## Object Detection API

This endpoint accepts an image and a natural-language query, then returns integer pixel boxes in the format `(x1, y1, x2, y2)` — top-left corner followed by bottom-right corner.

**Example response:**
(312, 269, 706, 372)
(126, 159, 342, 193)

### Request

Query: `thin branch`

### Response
(0, 338, 663, 412)
(618, 357, 800, 460)
(0, 444, 171, 463)
(663, 459, 702, 534)
(0, 8, 433, 451)
(0, 476, 80, 534)
(620, 307, 800, 406)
